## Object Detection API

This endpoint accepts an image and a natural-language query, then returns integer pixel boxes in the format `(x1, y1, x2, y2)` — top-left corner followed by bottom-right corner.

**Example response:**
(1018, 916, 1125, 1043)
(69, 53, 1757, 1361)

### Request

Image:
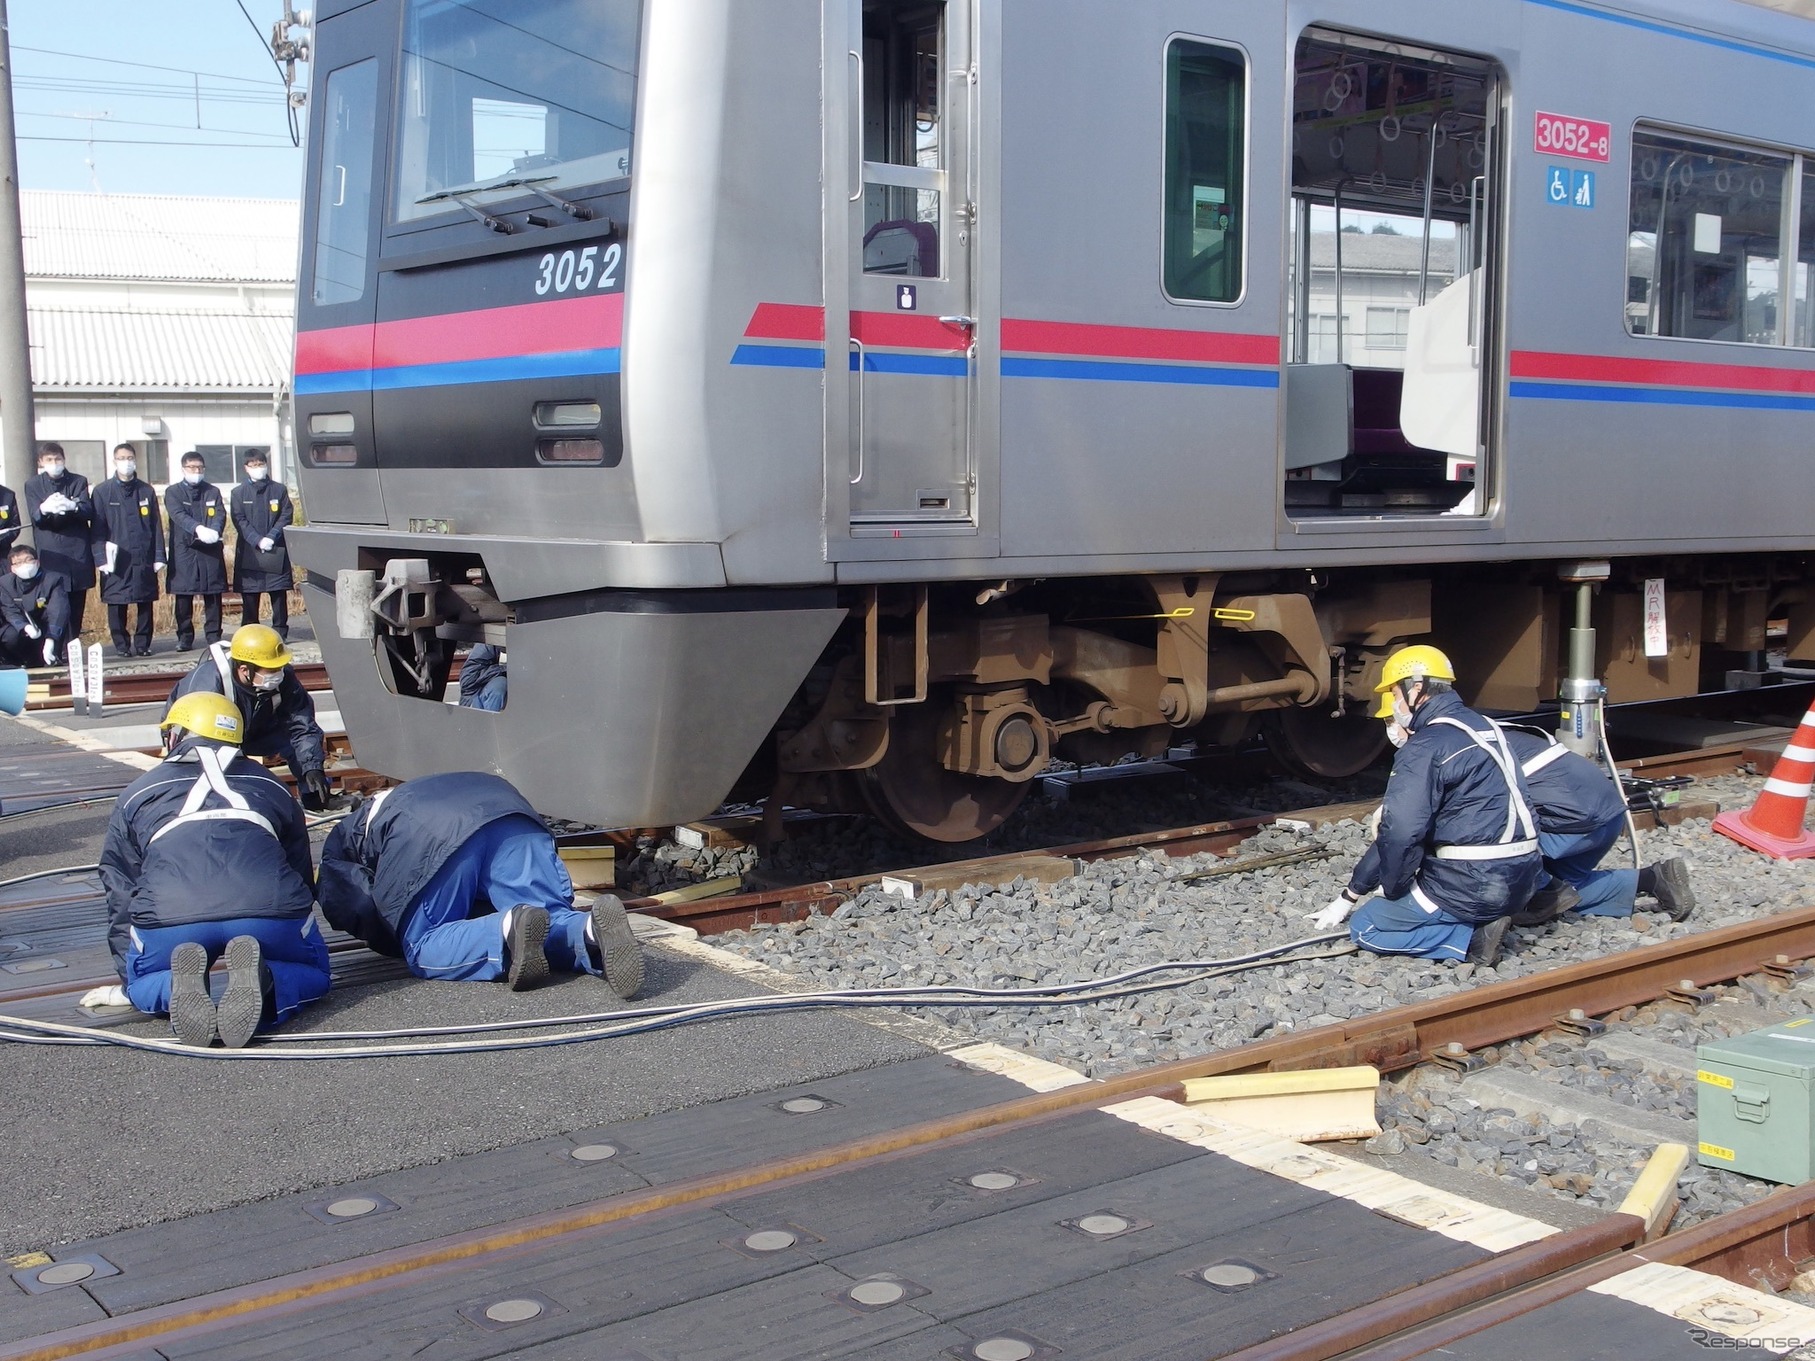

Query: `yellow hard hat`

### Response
(161, 692, 244, 746)
(1374, 644, 1456, 693)
(228, 622, 292, 670)
(1373, 692, 1396, 720)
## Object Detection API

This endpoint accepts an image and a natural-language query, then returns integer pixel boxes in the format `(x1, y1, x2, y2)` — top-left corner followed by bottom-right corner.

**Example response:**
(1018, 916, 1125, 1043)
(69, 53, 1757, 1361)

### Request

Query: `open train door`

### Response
(1282, 28, 1505, 524)
(826, 0, 981, 531)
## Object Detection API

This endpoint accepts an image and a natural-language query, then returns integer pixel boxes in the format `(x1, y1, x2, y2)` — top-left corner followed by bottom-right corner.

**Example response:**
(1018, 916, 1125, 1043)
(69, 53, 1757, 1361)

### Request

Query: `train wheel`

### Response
(1265, 705, 1389, 780)
(860, 692, 1030, 842)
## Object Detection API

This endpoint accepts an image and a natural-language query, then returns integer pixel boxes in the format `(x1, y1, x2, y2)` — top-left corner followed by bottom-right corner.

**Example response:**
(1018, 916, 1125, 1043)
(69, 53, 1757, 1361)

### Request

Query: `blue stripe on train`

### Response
(1002, 357, 1280, 388)
(1510, 380, 1815, 413)
(296, 348, 621, 396)
(1525, 0, 1815, 73)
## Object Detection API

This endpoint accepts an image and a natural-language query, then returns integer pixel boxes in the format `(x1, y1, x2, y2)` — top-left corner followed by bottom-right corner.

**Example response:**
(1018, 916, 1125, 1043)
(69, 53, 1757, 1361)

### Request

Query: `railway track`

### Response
(22, 660, 331, 712)
(5, 901, 1815, 1359)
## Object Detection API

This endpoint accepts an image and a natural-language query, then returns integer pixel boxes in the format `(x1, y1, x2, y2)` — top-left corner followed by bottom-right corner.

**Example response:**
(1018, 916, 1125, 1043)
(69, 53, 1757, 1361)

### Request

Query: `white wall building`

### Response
(22, 190, 299, 491)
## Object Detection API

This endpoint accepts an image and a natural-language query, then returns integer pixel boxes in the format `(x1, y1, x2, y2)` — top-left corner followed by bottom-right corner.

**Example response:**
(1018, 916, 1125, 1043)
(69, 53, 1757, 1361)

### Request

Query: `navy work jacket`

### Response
(230, 479, 294, 593)
(1348, 690, 1545, 924)
(99, 739, 315, 976)
(317, 772, 552, 955)
(0, 485, 20, 556)
(166, 644, 327, 777)
(1498, 725, 1628, 837)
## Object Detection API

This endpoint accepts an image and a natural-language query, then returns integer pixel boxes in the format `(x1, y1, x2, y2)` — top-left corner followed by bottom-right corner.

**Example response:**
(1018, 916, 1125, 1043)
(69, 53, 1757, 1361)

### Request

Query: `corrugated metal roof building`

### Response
(23, 190, 300, 490)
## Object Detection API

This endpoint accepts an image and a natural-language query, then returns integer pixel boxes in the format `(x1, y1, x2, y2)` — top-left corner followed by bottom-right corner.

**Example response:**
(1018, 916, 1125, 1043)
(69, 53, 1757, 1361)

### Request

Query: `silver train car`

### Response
(294, 0, 1815, 840)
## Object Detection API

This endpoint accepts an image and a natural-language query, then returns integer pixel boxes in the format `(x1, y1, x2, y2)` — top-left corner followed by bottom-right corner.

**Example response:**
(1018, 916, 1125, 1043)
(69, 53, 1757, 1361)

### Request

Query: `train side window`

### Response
(1162, 38, 1246, 305)
(860, 2, 944, 278)
(1627, 130, 1787, 345)
(312, 58, 378, 306)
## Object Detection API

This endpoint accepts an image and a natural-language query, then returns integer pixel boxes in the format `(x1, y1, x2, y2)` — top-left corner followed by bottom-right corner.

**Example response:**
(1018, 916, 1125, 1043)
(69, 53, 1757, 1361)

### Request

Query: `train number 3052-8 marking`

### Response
(533, 242, 624, 297)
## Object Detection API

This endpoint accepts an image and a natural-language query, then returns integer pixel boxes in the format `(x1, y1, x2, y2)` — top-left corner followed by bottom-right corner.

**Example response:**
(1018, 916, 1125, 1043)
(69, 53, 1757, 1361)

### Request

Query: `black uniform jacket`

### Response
(166, 644, 327, 777)
(99, 740, 315, 976)
(230, 480, 294, 594)
(317, 773, 551, 956)
(24, 470, 96, 590)
(164, 479, 230, 595)
(0, 569, 70, 641)
(0, 485, 20, 555)
(91, 475, 166, 605)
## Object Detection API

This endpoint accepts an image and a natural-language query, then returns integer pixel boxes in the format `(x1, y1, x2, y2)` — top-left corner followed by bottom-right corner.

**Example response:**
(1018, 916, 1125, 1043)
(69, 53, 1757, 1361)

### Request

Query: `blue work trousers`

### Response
(124, 915, 330, 1029)
(1350, 890, 1475, 961)
(1541, 818, 1637, 918)
(398, 814, 597, 981)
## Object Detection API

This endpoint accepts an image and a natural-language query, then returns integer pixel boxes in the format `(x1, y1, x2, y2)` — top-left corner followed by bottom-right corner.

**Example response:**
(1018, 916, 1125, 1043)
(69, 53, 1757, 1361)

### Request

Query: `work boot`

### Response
(1464, 918, 1510, 968)
(1643, 857, 1696, 922)
(216, 935, 267, 1049)
(588, 894, 645, 1000)
(1510, 880, 1581, 927)
(168, 942, 217, 1047)
(504, 906, 550, 991)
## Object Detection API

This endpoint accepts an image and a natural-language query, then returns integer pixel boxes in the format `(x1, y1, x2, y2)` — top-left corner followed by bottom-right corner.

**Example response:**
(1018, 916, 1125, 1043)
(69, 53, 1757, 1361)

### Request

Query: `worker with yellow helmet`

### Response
(99, 690, 330, 1046)
(161, 622, 334, 809)
(1307, 644, 1545, 966)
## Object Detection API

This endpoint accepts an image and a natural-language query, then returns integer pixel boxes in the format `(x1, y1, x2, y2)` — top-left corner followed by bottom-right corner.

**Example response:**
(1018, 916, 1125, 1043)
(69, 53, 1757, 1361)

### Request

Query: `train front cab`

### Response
(290, 0, 847, 826)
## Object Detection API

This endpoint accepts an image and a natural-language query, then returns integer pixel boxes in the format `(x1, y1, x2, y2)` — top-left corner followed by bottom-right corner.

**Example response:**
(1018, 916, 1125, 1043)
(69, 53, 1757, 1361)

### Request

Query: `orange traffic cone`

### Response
(1715, 699, 1815, 858)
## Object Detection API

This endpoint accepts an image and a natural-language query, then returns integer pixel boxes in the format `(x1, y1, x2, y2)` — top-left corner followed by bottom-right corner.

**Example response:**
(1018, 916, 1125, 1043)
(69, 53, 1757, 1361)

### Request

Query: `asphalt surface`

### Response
(0, 709, 935, 1255)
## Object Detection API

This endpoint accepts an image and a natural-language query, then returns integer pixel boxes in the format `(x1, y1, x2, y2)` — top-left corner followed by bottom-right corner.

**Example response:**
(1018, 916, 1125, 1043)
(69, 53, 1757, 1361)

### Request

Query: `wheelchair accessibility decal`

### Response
(1546, 165, 1596, 210)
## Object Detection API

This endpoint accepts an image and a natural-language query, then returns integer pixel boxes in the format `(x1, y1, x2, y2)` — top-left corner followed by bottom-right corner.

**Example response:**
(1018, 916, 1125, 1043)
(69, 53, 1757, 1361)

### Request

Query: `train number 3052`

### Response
(533, 243, 624, 297)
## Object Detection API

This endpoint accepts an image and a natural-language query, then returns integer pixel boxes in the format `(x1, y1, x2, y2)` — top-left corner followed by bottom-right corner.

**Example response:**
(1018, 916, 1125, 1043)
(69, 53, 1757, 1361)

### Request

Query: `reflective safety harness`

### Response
(146, 744, 277, 845)
(210, 641, 234, 690)
(1424, 716, 1538, 861)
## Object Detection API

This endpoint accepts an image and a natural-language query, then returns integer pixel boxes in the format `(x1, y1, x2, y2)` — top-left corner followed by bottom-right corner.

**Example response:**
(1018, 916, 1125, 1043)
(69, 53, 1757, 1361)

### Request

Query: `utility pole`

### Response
(0, 0, 34, 509)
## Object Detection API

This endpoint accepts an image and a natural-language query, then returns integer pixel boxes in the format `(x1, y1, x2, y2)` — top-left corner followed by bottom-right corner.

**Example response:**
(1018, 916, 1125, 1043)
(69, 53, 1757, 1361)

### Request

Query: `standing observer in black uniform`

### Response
(164, 451, 229, 653)
(91, 444, 165, 658)
(0, 545, 68, 667)
(0, 479, 21, 557)
(24, 442, 96, 651)
(230, 450, 293, 641)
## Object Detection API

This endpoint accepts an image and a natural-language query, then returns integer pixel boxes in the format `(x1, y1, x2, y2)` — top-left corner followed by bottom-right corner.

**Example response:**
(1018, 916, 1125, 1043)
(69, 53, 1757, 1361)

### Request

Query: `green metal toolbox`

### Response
(1696, 1017, 1815, 1184)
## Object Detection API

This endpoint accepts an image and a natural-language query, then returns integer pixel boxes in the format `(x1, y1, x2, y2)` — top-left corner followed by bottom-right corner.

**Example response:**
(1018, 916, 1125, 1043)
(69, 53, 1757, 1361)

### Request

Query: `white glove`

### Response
(1307, 893, 1358, 932)
(259, 536, 275, 552)
(195, 526, 220, 544)
(23, 623, 40, 640)
(41, 638, 55, 665)
(154, 561, 165, 573)
(79, 984, 130, 1009)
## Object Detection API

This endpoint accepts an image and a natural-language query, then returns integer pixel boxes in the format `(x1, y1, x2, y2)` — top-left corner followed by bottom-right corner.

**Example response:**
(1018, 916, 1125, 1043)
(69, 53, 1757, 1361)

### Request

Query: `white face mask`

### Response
(1385, 720, 1408, 749)
(13, 562, 37, 581)
(246, 466, 269, 483)
(41, 461, 64, 477)
(183, 470, 203, 485)
(253, 668, 284, 692)
(115, 461, 136, 480)
(1391, 688, 1417, 732)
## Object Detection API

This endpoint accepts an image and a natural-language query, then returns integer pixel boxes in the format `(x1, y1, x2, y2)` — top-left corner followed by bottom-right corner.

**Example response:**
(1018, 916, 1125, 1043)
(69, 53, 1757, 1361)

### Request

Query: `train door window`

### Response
(1626, 131, 1788, 344)
(1790, 162, 1815, 348)
(861, 2, 944, 277)
(1162, 39, 1246, 304)
(1284, 30, 1497, 519)
(392, 0, 640, 226)
(312, 58, 378, 306)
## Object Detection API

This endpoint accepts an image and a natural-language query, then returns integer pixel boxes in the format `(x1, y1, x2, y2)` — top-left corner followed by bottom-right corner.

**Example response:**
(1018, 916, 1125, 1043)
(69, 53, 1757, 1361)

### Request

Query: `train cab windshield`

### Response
(391, 0, 641, 226)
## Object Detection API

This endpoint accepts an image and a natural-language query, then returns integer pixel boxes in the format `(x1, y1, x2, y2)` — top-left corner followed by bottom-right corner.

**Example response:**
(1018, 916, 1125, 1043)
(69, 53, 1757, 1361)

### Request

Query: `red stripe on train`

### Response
(297, 293, 624, 375)
(1512, 349, 1815, 394)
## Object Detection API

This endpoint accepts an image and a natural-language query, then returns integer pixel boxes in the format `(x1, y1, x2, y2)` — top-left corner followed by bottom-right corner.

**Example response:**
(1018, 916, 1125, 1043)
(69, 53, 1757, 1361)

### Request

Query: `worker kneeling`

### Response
(317, 772, 644, 998)
(1310, 647, 1545, 966)
(100, 692, 330, 1047)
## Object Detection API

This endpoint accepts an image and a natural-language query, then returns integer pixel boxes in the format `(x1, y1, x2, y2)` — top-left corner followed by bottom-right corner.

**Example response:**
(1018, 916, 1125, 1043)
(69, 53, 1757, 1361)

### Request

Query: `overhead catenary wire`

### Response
(0, 934, 1355, 1060)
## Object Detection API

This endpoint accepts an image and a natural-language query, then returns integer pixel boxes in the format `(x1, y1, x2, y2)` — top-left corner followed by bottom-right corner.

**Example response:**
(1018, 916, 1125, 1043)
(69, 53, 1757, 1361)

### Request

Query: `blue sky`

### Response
(13, 0, 308, 200)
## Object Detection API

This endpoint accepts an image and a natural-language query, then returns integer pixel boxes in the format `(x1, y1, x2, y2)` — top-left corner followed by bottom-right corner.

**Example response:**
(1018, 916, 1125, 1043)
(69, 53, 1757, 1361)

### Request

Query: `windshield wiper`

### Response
(416, 173, 593, 230)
